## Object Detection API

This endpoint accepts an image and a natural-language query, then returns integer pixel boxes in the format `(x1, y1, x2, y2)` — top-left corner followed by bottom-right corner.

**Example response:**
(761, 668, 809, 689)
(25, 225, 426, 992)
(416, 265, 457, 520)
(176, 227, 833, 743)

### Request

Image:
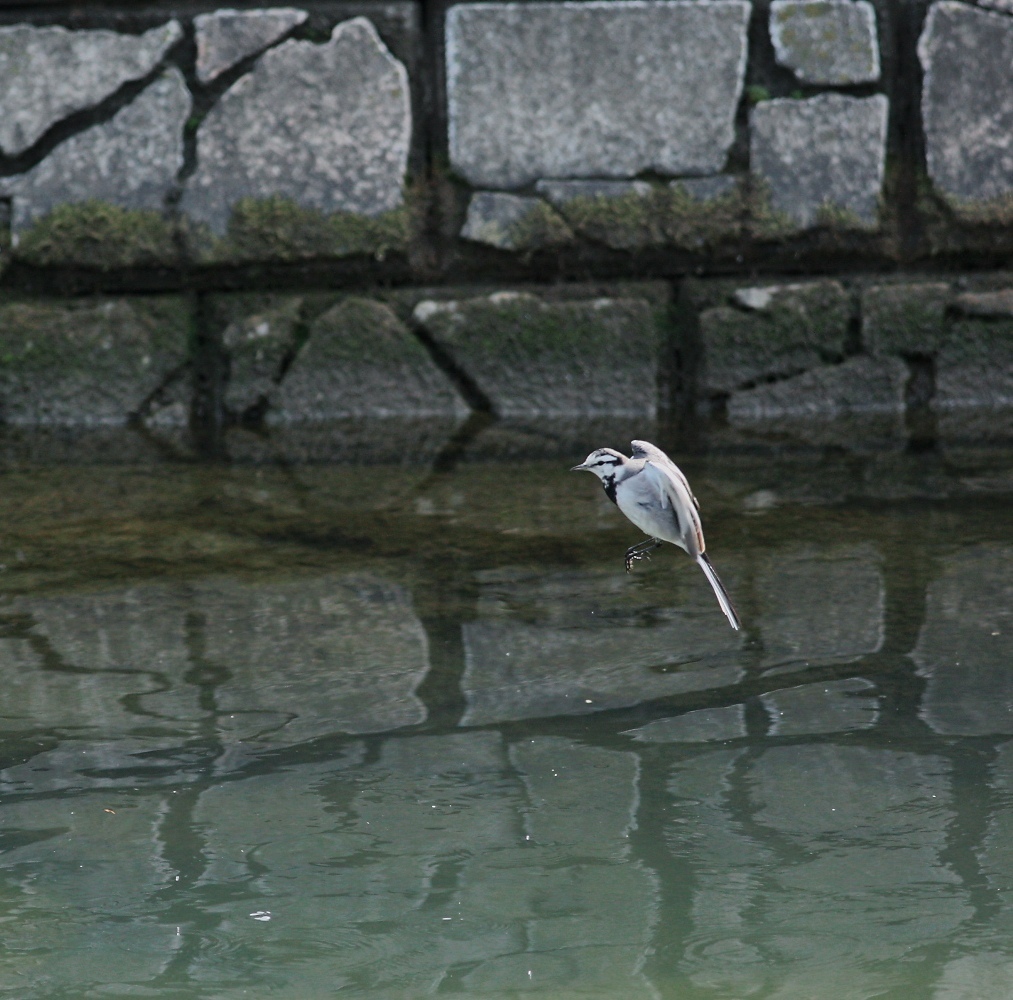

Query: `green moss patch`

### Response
(192, 196, 411, 264)
(553, 181, 743, 251)
(14, 201, 180, 270)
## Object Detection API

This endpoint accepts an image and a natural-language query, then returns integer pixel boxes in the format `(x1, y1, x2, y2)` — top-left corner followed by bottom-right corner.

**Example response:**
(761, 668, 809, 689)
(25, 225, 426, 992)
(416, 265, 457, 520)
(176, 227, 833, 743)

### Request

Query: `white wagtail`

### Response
(572, 440, 741, 630)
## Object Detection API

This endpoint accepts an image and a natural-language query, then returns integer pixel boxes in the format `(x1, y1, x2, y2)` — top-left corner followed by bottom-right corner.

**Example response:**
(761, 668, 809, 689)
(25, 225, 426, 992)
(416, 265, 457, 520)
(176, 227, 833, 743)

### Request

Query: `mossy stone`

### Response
(412, 291, 661, 416)
(553, 181, 743, 251)
(861, 283, 951, 356)
(0, 295, 190, 425)
(14, 201, 179, 270)
(936, 319, 1013, 410)
(269, 297, 468, 421)
(190, 196, 410, 264)
(695, 279, 851, 392)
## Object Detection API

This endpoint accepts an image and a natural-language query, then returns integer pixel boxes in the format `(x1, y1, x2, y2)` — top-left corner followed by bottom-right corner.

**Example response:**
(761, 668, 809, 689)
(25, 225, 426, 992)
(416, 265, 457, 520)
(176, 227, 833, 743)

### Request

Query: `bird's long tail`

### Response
(696, 553, 741, 631)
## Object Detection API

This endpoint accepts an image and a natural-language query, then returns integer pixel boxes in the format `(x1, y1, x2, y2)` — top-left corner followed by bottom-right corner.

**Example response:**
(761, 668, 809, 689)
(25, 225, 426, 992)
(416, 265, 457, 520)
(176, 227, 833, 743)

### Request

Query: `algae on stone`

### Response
(693, 278, 851, 393)
(412, 291, 662, 416)
(861, 282, 951, 356)
(460, 192, 573, 251)
(550, 180, 743, 251)
(269, 297, 468, 421)
(0, 296, 190, 425)
(192, 196, 410, 263)
(14, 201, 179, 270)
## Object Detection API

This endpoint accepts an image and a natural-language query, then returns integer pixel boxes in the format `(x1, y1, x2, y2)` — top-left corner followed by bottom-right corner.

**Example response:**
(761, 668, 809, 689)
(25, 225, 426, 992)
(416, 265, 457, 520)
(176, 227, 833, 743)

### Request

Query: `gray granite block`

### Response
(919, 1, 1013, 210)
(0, 20, 181, 156)
(0, 296, 189, 426)
(181, 17, 411, 236)
(935, 319, 1013, 410)
(750, 93, 888, 229)
(727, 355, 908, 421)
(195, 7, 308, 83)
(3, 69, 190, 235)
(460, 191, 572, 250)
(861, 282, 951, 355)
(674, 175, 741, 201)
(446, 1, 750, 188)
(770, 0, 880, 84)
(697, 279, 850, 393)
(412, 291, 660, 417)
(268, 297, 468, 422)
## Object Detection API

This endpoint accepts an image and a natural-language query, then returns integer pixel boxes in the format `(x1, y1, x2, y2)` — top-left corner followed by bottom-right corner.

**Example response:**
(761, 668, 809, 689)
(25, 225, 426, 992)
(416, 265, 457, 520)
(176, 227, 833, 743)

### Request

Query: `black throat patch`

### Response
(602, 473, 618, 505)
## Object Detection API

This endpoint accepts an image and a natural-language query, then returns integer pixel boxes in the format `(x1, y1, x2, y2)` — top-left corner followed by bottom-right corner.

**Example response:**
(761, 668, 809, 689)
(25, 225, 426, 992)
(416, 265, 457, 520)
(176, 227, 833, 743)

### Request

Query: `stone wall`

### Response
(0, 0, 1011, 439)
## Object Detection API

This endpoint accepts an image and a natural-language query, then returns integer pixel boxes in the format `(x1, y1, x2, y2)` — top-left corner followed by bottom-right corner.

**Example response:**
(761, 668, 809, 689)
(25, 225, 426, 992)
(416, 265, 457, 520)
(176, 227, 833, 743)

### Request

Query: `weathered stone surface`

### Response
(537, 177, 743, 250)
(0, 296, 189, 426)
(914, 545, 1013, 735)
(762, 677, 879, 735)
(181, 18, 410, 237)
(217, 295, 304, 415)
(269, 297, 467, 422)
(625, 704, 746, 742)
(755, 543, 885, 670)
(953, 289, 1013, 317)
(412, 291, 660, 416)
(695, 279, 850, 393)
(862, 282, 951, 355)
(460, 192, 572, 250)
(727, 355, 909, 421)
(446, 1, 750, 188)
(4, 69, 190, 237)
(919, 2, 1013, 212)
(750, 93, 888, 230)
(195, 7, 308, 83)
(935, 319, 1013, 410)
(0, 20, 181, 156)
(770, 0, 880, 84)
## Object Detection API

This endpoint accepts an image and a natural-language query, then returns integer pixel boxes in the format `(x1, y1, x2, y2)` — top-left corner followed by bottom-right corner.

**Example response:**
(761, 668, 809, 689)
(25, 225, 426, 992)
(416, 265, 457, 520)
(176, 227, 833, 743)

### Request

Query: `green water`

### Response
(0, 422, 1011, 999)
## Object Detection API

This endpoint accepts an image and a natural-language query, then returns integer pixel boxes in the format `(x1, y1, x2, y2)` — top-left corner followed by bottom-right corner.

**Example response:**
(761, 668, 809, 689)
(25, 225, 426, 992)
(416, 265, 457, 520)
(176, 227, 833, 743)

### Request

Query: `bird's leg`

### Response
(625, 538, 662, 573)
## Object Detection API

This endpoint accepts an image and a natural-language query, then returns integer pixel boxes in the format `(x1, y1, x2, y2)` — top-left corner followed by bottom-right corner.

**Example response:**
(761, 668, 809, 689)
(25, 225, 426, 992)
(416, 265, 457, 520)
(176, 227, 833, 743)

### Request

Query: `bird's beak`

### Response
(570, 462, 589, 472)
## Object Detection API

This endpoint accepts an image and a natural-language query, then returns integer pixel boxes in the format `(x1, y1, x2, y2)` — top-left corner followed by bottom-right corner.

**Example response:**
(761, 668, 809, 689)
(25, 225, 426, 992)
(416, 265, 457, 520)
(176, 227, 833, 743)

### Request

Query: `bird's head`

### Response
(570, 448, 627, 480)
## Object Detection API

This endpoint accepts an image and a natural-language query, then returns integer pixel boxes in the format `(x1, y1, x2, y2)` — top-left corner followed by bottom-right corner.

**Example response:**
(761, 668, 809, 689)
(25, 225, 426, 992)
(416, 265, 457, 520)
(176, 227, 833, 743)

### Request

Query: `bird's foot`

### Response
(625, 540, 661, 573)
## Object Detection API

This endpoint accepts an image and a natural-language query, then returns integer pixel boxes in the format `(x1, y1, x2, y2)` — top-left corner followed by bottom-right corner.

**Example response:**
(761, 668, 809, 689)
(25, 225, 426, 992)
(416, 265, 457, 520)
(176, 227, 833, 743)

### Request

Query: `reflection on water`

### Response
(0, 437, 1010, 998)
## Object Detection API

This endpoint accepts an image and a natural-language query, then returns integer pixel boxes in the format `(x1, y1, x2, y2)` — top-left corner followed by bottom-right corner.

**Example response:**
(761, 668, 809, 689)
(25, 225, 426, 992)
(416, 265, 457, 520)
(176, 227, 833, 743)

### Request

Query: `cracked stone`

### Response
(412, 291, 660, 417)
(0, 296, 189, 426)
(727, 355, 909, 421)
(446, 1, 750, 188)
(460, 192, 572, 250)
(3, 69, 190, 235)
(195, 8, 308, 84)
(0, 20, 181, 156)
(696, 279, 851, 393)
(920, 2, 1013, 209)
(181, 17, 411, 236)
(770, 0, 880, 84)
(269, 298, 468, 422)
(750, 93, 889, 230)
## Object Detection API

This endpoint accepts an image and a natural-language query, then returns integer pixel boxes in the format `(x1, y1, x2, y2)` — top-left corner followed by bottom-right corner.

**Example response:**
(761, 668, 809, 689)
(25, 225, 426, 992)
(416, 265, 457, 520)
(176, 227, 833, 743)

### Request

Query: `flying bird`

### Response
(572, 439, 741, 630)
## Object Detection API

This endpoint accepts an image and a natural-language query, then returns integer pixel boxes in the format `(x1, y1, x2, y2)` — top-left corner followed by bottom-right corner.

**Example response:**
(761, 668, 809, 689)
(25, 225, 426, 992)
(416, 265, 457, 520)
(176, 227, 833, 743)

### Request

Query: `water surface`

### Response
(0, 423, 1011, 999)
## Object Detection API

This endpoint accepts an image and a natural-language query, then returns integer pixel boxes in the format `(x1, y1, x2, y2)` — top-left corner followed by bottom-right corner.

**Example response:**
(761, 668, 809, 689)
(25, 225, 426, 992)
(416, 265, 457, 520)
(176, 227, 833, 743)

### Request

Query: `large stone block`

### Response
(0, 296, 189, 426)
(861, 282, 951, 355)
(694, 279, 850, 393)
(2, 69, 189, 268)
(934, 318, 1013, 410)
(761, 677, 879, 735)
(268, 297, 468, 422)
(919, 2, 1013, 215)
(194, 7, 308, 83)
(770, 0, 880, 84)
(412, 289, 662, 416)
(0, 20, 181, 156)
(750, 93, 889, 230)
(460, 191, 572, 250)
(727, 355, 908, 421)
(181, 17, 411, 257)
(446, 1, 750, 188)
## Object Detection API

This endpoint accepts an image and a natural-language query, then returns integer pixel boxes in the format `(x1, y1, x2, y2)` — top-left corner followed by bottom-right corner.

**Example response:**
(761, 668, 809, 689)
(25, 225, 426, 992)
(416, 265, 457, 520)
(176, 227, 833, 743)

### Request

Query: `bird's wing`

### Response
(642, 460, 705, 553)
(632, 441, 700, 511)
